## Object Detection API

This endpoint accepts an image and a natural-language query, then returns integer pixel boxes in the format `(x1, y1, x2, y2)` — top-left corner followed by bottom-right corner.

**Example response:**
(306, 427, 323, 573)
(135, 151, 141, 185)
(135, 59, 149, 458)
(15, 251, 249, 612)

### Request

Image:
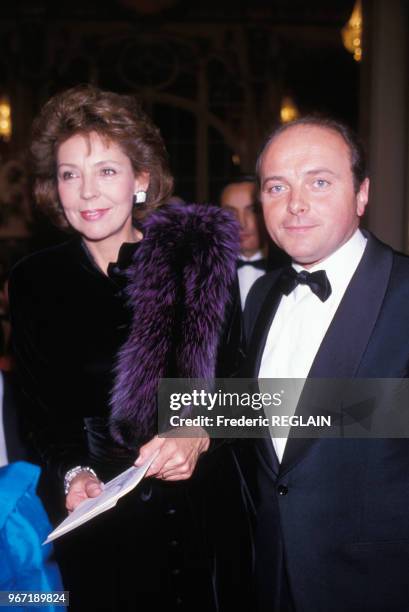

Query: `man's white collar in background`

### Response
(238, 250, 266, 309)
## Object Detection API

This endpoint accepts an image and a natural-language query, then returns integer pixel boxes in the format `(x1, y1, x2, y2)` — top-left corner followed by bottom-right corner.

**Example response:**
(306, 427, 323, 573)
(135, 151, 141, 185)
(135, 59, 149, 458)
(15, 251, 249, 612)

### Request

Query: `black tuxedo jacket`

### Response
(238, 233, 409, 612)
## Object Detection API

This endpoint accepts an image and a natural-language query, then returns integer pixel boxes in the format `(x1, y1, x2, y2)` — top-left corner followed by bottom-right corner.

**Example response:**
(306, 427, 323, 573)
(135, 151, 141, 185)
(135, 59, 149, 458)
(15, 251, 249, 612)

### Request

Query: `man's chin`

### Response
(240, 242, 259, 256)
(290, 254, 323, 269)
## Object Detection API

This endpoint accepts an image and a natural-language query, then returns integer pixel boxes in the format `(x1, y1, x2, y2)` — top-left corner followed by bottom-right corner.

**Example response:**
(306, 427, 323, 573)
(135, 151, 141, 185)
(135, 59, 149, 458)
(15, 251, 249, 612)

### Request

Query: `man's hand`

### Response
(65, 472, 103, 512)
(135, 427, 210, 481)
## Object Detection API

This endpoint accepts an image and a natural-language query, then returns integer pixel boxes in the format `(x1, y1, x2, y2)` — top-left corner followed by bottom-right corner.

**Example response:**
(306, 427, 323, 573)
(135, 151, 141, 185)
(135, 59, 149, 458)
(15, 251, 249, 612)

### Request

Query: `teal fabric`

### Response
(0, 462, 66, 611)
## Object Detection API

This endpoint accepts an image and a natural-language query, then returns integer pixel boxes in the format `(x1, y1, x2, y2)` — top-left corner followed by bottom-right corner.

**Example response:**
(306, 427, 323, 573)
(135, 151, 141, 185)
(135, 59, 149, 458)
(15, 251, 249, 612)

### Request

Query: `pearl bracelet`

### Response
(64, 465, 98, 495)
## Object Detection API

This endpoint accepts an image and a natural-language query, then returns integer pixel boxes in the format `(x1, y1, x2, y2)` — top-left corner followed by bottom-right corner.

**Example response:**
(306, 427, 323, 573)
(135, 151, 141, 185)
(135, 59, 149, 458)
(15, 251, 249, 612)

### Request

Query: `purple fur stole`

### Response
(109, 203, 239, 448)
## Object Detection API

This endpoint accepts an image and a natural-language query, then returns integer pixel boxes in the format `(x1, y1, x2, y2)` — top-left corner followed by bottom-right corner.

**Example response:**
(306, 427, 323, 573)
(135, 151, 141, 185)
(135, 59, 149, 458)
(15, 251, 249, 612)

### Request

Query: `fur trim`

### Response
(109, 203, 239, 447)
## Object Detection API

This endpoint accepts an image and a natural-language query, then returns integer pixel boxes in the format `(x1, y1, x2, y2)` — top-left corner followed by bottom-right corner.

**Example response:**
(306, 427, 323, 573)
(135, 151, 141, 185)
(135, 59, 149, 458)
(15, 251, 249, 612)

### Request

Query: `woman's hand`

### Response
(135, 427, 210, 481)
(65, 472, 103, 512)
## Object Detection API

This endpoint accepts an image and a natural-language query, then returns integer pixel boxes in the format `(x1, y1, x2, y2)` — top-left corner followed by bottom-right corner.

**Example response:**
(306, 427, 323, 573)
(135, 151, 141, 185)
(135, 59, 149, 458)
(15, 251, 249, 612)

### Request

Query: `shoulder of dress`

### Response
(12, 239, 76, 271)
(9, 239, 79, 290)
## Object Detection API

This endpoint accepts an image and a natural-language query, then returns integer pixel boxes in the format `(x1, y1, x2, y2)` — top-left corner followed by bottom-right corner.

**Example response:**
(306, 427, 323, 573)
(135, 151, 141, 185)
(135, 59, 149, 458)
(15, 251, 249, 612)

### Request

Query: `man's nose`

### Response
(80, 174, 99, 200)
(287, 187, 309, 215)
(238, 210, 250, 230)
(236, 211, 244, 230)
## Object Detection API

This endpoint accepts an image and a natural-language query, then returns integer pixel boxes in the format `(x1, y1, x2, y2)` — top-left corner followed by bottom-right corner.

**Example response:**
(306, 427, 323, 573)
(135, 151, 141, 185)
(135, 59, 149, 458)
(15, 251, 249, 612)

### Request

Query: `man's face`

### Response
(259, 125, 369, 268)
(221, 181, 264, 257)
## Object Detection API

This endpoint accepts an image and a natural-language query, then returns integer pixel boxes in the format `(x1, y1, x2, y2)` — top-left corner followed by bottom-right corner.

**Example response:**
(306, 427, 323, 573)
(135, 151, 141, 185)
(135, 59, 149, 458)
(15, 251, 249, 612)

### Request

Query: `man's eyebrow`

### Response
(261, 168, 340, 188)
(305, 168, 338, 177)
(261, 175, 287, 188)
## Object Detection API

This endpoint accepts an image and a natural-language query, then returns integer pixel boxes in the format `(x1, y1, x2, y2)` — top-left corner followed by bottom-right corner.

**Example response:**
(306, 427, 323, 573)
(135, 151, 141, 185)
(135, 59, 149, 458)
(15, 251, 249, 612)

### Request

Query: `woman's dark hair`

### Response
(30, 84, 174, 228)
(256, 115, 368, 194)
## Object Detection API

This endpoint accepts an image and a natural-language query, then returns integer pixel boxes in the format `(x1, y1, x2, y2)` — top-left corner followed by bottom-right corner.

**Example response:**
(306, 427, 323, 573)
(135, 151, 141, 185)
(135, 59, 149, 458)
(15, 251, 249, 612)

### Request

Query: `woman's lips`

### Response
(80, 208, 110, 221)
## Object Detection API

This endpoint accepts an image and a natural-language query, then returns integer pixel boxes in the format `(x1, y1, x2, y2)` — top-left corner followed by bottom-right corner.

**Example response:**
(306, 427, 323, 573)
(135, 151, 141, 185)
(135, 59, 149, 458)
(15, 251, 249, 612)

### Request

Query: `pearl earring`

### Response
(133, 191, 147, 205)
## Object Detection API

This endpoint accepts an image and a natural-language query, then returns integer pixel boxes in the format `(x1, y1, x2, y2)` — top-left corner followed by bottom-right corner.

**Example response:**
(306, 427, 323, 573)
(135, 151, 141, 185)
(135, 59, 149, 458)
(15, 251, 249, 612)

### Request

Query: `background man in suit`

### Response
(221, 176, 288, 309)
(241, 116, 409, 612)
(220, 177, 268, 308)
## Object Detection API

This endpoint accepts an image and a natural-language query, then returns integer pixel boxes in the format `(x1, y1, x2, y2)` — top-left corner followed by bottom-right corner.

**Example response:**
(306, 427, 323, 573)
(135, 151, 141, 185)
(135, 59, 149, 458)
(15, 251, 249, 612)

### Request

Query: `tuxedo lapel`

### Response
(242, 275, 283, 475)
(307, 234, 393, 379)
(256, 437, 280, 478)
(243, 280, 282, 378)
(280, 234, 393, 476)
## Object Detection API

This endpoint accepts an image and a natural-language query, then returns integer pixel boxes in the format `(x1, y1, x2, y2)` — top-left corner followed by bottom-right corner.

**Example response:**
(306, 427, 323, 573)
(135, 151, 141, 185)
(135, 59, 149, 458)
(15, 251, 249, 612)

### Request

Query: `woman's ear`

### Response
(134, 171, 150, 194)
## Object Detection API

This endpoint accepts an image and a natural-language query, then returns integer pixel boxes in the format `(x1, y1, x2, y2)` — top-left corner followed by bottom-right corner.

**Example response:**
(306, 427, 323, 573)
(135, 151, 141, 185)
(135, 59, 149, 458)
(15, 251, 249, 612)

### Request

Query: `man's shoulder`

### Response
(386, 249, 409, 299)
(367, 232, 409, 284)
(391, 249, 409, 273)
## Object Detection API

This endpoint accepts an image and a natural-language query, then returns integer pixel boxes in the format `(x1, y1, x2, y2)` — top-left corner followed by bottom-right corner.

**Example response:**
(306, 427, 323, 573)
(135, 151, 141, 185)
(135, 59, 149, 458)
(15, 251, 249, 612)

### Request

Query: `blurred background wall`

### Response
(0, 0, 407, 283)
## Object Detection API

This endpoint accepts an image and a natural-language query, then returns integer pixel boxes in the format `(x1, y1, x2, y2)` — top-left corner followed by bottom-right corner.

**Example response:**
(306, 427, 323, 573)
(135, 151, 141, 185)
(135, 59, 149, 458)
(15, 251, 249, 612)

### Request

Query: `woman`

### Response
(9, 86, 253, 611)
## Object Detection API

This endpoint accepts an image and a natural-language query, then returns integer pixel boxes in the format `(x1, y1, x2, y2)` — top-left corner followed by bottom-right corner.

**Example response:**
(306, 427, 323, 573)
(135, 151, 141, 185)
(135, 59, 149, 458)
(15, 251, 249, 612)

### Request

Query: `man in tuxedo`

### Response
(240, 116, 409, 612)
(221, 177, 287, 309)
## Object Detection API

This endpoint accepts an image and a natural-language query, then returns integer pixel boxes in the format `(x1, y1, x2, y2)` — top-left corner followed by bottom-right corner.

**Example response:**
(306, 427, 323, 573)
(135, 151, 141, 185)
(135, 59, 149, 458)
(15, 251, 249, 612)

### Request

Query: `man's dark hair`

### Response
(219, 175, 256, 199)
(255, 115, 368, 194)
(220, 175, 261, 211)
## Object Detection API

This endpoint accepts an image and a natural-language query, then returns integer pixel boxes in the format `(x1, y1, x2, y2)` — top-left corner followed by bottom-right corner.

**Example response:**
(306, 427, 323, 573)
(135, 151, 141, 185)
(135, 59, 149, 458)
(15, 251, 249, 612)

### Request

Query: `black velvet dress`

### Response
(9, 237, 254, 612)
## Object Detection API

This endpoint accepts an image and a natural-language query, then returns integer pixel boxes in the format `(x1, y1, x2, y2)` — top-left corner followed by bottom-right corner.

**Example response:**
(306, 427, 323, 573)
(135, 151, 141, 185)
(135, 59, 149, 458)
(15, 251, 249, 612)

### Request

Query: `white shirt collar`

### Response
(293, 229, 367, 300)
(238, 250, 264, 262)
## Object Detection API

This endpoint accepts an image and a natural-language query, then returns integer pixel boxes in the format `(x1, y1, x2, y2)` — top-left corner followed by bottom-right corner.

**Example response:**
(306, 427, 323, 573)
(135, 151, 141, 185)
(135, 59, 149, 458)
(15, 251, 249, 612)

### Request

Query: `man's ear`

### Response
(357, 177, 369, 217)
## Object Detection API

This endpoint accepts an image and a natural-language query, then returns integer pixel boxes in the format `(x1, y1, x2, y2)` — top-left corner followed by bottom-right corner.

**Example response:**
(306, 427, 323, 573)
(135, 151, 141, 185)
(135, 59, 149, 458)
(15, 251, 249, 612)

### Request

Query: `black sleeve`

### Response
(8, 264, 89, 487)
(2, 371, 30, 463)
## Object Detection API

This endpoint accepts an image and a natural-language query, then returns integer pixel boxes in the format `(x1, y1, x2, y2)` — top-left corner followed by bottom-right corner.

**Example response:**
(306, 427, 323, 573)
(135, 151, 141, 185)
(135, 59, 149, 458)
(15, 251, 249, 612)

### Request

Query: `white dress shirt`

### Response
(238, 250, 266, 309)
(258, 229, 367, 462)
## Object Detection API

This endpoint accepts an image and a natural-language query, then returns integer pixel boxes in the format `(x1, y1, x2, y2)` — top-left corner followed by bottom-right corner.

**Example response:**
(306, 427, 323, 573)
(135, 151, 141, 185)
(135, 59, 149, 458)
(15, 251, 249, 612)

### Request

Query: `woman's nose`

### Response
(80, 174, 99, 200)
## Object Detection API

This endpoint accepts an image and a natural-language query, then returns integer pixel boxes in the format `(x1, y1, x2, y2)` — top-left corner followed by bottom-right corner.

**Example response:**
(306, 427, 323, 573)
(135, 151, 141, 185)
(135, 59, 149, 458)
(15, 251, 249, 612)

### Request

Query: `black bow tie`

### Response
(278, 267, 332, 302)
(237, 258, 267, 271)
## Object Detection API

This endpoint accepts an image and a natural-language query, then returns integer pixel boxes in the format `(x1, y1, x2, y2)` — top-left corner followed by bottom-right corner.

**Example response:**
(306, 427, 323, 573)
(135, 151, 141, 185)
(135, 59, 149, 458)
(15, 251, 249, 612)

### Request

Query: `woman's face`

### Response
(57, 131, 149, 243)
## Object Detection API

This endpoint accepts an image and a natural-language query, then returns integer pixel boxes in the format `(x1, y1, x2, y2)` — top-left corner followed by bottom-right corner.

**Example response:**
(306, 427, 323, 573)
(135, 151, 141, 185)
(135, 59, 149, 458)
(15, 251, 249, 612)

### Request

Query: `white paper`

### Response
(43, 452, 158, 544)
